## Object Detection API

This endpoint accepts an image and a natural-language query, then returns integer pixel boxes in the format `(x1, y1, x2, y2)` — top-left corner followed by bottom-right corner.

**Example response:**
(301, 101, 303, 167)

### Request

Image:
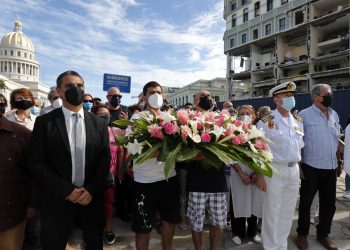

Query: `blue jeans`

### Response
(346, 174, 350, 191)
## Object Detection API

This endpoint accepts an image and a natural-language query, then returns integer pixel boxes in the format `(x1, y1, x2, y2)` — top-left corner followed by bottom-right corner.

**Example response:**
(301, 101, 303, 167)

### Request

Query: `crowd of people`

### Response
(0, 70, 349, 250)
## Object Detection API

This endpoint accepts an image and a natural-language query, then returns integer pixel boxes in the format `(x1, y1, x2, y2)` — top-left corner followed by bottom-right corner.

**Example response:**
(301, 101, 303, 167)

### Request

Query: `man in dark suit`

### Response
(28, 70, 110, 250)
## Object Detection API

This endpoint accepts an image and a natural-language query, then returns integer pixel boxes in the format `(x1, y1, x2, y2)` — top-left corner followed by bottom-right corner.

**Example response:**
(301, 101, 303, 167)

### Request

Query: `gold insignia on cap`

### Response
(287, 83, 293, 90)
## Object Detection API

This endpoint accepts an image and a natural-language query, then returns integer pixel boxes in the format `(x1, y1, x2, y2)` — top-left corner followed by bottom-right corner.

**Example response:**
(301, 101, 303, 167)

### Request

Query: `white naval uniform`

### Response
(257, 109, 304, 250)
(230, 163, 263, 218)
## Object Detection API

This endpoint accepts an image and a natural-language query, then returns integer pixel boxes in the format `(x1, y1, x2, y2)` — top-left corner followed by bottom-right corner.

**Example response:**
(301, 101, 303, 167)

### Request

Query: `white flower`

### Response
(189, 120, 198, 135)
(159, 111, 176, 123)
(248, 141, 258, 153)
(246, 126, 265, 140)
(125, 126, 134, 137)
(261, 150, 273, 161)
(190, 134, 201, 143)
(125, 139, 144, 155)
(210, 125, 225, 139)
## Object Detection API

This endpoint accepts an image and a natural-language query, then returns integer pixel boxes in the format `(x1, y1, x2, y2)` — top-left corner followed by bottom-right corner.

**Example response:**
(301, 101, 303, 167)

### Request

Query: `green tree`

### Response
(0, 79, 8, 92)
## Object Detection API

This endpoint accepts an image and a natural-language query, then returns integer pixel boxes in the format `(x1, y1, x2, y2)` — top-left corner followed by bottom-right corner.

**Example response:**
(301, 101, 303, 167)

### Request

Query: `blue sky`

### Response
(0, 0, 226, 105)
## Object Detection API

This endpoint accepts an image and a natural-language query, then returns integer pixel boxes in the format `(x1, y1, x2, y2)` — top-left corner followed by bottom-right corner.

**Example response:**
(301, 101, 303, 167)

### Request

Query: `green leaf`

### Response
(113, 119, 132, 126)
(164, 143, 183, 178)
(134, 143, 162, 167)
(198, 144, 232, 165)
(176, 147, 201, 162)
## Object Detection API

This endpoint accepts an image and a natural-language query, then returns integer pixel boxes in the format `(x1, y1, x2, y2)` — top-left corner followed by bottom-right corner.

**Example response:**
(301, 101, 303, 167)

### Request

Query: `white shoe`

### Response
(310, 217, 315, 224)
(232, 236, 242, 245)
(343, 191, 350, 199)
(251, 235, 261, 244)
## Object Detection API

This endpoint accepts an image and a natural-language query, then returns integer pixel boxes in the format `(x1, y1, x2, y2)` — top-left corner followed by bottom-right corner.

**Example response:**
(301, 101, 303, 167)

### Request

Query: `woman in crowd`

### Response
(91, 103, 125, 245)
(229, 105, 263, 245)
(5, 88, 36, 130)
(83, 93, 94, 112)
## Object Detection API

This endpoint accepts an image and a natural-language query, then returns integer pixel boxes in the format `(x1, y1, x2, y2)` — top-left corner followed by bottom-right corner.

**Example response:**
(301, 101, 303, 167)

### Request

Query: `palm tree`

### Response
(0, 79, 8, 92)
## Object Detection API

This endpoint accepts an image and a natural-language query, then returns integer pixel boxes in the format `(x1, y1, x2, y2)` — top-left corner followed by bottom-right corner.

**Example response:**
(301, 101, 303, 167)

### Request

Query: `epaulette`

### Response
(293, 113, 303, 123)
(261, 114, 274, 123)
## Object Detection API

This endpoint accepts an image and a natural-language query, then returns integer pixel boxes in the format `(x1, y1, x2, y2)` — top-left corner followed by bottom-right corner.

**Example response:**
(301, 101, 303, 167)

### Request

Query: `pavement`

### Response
(26, 173, 350, 250)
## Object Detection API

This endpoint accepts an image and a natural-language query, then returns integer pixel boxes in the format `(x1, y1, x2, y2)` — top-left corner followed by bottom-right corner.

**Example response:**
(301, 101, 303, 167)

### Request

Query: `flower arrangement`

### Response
(114, 109, 274, 178)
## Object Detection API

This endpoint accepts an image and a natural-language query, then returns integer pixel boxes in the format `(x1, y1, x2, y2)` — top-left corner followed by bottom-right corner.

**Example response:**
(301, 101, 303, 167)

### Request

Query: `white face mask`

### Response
(148, 93, 163, 109)
(239, 115, 252, 124)
(52, 98, 62, 109)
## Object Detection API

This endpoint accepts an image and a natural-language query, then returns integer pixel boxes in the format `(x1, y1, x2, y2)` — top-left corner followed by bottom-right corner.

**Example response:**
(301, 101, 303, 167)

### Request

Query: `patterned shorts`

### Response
(187, 192, 227, 232)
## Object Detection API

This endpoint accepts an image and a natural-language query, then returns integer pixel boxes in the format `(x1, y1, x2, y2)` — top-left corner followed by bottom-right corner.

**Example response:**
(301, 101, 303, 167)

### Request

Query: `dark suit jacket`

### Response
(28, 108, 110, 212)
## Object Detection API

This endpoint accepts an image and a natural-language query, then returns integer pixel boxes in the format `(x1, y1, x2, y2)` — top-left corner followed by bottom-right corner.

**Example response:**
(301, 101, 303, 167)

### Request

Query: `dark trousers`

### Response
(40, 202, 104, 250)
(297, 163, 337, 238)
(230, 193, 257, 238)
(115, 174, 132, 215)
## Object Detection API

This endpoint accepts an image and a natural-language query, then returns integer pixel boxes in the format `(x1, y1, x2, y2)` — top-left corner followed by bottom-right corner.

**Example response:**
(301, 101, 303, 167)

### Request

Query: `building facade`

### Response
(223, 0, 350, 98)
(0, 20, 50, 106)
(167, 78, 227, 107)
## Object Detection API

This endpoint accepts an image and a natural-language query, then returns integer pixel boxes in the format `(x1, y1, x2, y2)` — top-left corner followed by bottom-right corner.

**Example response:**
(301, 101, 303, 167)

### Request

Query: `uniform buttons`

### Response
(7, 218, 12, 221)
(12, 134, 16, 138)
(8, 158, 12, 161)
(7, 201, 11, 205)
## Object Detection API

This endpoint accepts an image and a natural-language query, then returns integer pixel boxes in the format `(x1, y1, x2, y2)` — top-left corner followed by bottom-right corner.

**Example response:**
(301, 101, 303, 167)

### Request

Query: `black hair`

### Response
(56, 70, 84, 88)
(91, 103, 109, 115)
(142, 81, 162, 96)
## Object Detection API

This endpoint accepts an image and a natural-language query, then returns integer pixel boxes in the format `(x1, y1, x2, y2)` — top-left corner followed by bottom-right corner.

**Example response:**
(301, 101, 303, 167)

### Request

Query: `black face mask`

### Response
(65, 87, 84, 106)
(0, 106, 5, 115)
(14, 100, 33, 110)
(198, 95, 214, 111)
(110, 96, 121, 107)
(321, 95, 333, 107)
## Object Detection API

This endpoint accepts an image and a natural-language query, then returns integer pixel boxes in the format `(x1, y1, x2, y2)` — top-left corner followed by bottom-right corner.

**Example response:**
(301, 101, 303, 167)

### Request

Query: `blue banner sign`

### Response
(103, 73, 131, 93)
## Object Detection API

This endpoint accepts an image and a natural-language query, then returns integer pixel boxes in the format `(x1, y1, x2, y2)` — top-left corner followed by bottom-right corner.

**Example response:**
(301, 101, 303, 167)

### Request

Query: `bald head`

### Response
(107, 87, 121, 96)
(223, 101, 233, 110)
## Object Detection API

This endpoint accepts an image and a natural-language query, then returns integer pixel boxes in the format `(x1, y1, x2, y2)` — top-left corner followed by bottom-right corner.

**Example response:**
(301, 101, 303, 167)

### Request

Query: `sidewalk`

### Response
(36, 173, 350, 249)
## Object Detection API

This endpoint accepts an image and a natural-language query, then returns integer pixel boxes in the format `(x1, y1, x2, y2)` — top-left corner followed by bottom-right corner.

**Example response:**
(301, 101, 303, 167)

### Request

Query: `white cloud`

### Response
(0, 0, 226, 105)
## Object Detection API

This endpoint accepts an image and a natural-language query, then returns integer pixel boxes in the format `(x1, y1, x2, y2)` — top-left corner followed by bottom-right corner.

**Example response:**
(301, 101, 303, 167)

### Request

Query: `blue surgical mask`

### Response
(83, 102, 93, 110)
(31, 106, 41, 115)
(281, 96, 295, 112)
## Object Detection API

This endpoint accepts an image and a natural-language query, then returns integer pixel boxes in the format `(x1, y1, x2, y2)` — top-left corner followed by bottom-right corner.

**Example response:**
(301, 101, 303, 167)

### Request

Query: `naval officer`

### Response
(255, 81, 304, 250)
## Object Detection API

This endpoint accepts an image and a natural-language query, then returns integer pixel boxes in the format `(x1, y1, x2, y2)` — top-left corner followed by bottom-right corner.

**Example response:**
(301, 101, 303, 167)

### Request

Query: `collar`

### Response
(0, 116, 14, 132)
(273, 109, 291, 121)
(15, 110, 34, 121)
(311, 104, 333, 117)
(61, 106, 85, 121)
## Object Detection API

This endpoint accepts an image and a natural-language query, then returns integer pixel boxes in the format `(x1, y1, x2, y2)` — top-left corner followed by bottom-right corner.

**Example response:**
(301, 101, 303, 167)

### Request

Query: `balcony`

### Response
(252, 79, 277, 87)
(311, 67, 350, 78)
(313, 49, 349, 61)
(318, 37, 342, 49)
(229, 70, 251, 80)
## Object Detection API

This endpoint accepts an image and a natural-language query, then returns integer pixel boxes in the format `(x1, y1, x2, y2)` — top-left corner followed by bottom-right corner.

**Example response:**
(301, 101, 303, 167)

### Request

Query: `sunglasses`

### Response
(83, 100, 93, 103)
(107, 94, 122, 98)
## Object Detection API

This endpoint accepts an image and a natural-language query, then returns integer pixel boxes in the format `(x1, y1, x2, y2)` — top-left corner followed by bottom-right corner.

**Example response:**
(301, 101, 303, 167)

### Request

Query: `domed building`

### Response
(0, 20, 49, 106)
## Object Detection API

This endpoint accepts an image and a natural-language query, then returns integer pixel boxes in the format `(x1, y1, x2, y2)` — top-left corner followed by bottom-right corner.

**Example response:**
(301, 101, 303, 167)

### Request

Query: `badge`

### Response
(294, 126, 303, 134)
(268, 120, 275, 129)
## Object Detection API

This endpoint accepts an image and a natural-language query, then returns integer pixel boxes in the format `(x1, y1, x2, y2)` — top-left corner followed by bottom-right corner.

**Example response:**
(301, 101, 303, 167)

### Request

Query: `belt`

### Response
(288, 162, 298, 167)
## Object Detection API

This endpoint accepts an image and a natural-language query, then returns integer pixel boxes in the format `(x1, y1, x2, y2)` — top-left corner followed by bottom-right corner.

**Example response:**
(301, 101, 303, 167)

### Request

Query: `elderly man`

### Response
(223, 100, 233, 110)
(40, 87, 62, 115)
(295, 84, 341, 250)
(256, 81, 304, 250)
(187, 90, 228, 250)
(0, 93, 37, 250)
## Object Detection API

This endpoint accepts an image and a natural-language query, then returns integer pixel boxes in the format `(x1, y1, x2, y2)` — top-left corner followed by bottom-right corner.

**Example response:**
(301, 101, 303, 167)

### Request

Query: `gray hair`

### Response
(48, 86, 57, 100)
(310, 84, 331, 98)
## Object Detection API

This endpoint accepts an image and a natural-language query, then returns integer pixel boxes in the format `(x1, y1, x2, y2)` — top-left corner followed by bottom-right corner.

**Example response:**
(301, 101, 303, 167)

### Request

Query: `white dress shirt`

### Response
(61, 106, 86, 184)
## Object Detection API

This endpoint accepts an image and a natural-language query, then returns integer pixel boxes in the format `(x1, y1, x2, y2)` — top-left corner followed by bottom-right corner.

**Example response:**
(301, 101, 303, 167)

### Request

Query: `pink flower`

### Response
(180, 125, 191, 142)
(234, 120, 242, 127)
(197, 122, 203, 130)
(217, 116, 225, 124)
(232, 134, 246, 145)
(254, 139, 269, 150)
(148, 124, 164, 140)
(201, 132, 211, 143)
(164, 122, 178, 135)
(177, 111, 190, 125)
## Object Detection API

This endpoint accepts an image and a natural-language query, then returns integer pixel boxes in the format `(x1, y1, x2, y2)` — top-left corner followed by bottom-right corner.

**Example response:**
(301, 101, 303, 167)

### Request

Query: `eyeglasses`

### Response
(107, 94, 122, 98)
(83, 100, 93, 103)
